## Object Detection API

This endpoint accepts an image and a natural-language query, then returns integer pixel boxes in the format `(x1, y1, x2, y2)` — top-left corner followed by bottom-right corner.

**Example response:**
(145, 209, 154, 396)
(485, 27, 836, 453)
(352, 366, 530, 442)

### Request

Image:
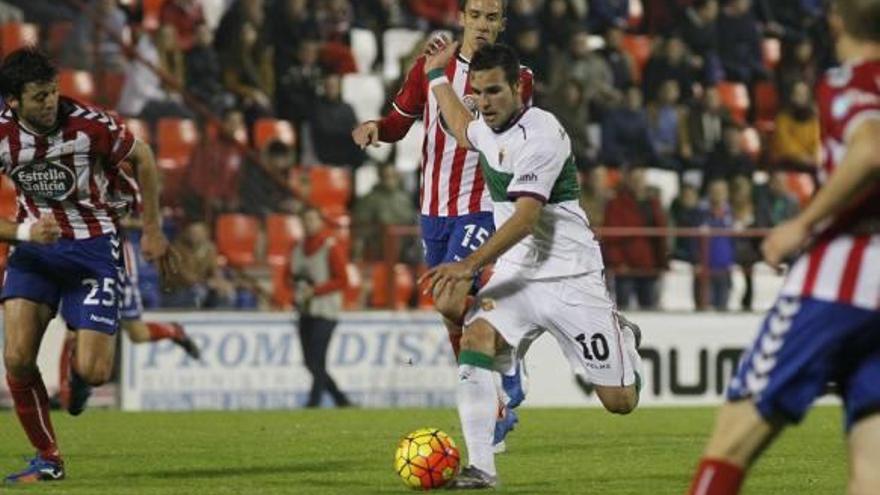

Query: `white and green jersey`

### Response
(465, 107, 603, 279)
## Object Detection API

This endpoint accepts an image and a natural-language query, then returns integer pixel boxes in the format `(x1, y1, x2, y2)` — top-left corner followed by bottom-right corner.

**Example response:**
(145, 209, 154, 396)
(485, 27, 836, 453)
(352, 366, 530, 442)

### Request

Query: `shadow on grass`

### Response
(141, 460, 351, 480)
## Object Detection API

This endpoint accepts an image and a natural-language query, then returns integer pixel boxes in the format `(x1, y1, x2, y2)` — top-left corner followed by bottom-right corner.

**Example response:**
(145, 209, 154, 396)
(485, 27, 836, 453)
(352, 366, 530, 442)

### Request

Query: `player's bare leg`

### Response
(448, 317, 501, 489)
(593, 311, 643, 415)
(123, 320, 200, 359)
(848, 414, 880, 495)
(66, 329, 116, 416)
(687, 401, 783, 495)
(3, 298, 65, 483)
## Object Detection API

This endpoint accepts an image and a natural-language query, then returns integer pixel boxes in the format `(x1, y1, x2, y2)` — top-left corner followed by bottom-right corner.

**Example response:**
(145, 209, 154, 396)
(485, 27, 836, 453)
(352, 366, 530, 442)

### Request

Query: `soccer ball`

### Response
(394, 427, 461, 490)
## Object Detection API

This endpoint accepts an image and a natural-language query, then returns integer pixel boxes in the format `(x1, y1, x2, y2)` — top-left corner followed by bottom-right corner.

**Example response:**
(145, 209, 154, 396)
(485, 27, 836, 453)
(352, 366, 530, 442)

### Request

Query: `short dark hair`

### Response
(0, 48, 57, 100)
(459, 0, 507, 13)
(837, 0, 880, 42)
(470, 43, 520, 86)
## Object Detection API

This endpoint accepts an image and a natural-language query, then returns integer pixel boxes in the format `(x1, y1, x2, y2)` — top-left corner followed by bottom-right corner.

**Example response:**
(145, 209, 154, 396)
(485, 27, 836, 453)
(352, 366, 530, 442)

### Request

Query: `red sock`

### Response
(688, 458, 744, 495)
(146, 322, 183, 342)
(6, 373, 61, 462)
(57, 337, 75, 409)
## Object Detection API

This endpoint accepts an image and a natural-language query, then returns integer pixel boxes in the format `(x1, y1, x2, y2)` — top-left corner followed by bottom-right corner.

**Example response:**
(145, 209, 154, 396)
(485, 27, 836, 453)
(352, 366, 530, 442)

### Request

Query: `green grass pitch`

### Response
(0, 406, 846, 494)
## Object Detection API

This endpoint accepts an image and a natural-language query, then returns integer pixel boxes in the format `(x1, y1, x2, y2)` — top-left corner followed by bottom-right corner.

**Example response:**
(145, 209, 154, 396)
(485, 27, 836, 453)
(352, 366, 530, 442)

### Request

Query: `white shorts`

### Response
(465, 269, 635, 387)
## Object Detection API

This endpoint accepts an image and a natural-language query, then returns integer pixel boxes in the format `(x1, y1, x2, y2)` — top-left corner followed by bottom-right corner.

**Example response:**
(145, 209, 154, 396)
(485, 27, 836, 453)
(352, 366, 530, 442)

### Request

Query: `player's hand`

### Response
(141, 227, 181, 287)
(352, 121, 380, 149)
(418, 260, 475, 295)
(423, 34, 458, 74)
(28, 216, 61, 244)
(761, 218, 809, 269)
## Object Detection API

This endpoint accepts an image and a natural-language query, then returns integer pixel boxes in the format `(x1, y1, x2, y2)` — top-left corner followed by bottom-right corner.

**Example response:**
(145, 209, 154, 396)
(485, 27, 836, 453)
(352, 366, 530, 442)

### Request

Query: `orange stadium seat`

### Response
(369, 262, 414, 309)
(754, 81, 779, 132)
(717, 81, 750, 124)
(621, 34, 652, 83)
(157, 158, 187, 207)
(46, 21, 73, 57)
(0, 175, 17, 220)
(415, 263, 433, 310)
(58, 70, 95, 104)
(343, 262, 363, 310)
(270, 261, 293, 309)
(156, 118, 199, 165)
(0, 22, 38, 56)
(215, 214, 260, 268)
(265, 213, 304, 265)
(98, 71, 126, 108)
(252, 118, 297, 150)
(309, 166, 351, 216)
(125, 118, 151, 144)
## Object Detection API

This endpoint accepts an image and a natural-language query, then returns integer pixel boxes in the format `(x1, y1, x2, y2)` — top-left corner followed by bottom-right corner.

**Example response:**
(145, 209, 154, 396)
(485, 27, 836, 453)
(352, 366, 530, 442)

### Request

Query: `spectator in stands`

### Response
(309, 74, 365, 167)
(0, 1, 23, 24)
(514, 18, 552, 89)
(647, 79, 685, 170)
(772, 80, 820, 168)
(702, 124, 755, 191)
(679, 85, 733, 169)
(753, 0, 822, 40)
(62, 0, 128, 72)
(552, 30, 621, 113)
(541, 0, 581, 52)
(599, 26, 635, 91)
(277, 37, 324, 126)
(681, 0, 723, 85)
(776, 38, 819, 97)
(643, 36, 698, 103)
(407, 0, 458, 30)
(214, 0, 265, 65)
(548, 79, 591, 169)
(642, 0, 685, 34)
(117, 25, 193, 123)
(754, 171, 799, 227)
(600, 86, 654, 168)
(669, 183, 702, 262)
(270, 0, 319, 76)
(717, 0, 766, 86)
(239, 140, 303, 218)
(587, 0, 629, 34)
(316, 0, 354, 41)
(185, 23, 233, 110)
(352, 164, 418, 263)
(505, 0, 541, 40)
(730, 175, 760, 311)
(162, 222, 237, 309)
(185, 107, 248, 219)
(696, 178, 735, 311)
(603, 166, 668, 310)
(159, 0, 205, 51)
(222, 20, 275, 121)
(579, 165, 611, 227)
(291, 206, 353, 408)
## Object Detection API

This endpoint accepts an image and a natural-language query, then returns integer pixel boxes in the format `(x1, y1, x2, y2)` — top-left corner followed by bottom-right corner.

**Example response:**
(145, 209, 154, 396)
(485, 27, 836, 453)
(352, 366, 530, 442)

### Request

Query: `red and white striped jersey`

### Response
(780, 60, 880, 310)
(387, 52, 534, 217)
(0, 97, 135, 239)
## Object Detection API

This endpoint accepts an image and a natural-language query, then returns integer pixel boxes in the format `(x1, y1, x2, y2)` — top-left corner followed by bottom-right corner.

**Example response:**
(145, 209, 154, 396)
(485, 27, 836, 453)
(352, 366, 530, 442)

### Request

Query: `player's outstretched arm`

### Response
(424, 36, 474, 149)
(763, 119, 880, 267)
(128, 139, 180, 281)
(0, 216, 61, 244)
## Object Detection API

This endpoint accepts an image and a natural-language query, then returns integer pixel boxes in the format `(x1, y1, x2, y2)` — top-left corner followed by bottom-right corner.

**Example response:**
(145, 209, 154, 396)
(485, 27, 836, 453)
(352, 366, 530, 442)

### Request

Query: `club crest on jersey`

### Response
(10, 160, 76, 201)
(480, 298, 496, 311)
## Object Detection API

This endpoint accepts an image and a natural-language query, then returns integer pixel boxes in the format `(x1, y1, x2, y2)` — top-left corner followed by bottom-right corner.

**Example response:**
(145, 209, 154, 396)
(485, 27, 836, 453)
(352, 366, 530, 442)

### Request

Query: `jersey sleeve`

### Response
(506, 134, 567, 204)
(842, 97, 880, 143)
(92, 110, 136, 168)
(519, 66, 534, 106)
(465, 117, 492, 151)
(377, 57, 426, 142)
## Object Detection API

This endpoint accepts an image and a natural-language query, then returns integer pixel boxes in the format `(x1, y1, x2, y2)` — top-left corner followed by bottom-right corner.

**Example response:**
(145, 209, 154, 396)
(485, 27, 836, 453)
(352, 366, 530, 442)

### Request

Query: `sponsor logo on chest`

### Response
(10, 160, 76, 201)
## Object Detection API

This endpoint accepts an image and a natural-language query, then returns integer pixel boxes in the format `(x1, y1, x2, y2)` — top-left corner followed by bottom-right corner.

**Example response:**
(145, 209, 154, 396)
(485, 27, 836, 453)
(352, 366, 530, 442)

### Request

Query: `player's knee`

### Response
(3, 347, 37, 377)
(596, 387, 638, 415)
(433, 286, 468, 322)
(460, 321, 495, 354)
(76, 360, 113, 386)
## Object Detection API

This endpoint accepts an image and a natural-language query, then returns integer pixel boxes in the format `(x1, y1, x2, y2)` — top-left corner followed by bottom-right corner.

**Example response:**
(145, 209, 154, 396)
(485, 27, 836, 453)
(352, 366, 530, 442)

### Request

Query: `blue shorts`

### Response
(1, 234, 124, 335)
(727, 297, 880, 430)
(420, 213, 495, 268)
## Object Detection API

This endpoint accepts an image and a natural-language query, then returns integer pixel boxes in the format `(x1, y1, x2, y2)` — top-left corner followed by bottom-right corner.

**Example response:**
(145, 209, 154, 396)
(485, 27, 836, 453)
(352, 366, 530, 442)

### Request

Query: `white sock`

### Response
(621, 325, 643, 389)
(457, 361, 498, 476)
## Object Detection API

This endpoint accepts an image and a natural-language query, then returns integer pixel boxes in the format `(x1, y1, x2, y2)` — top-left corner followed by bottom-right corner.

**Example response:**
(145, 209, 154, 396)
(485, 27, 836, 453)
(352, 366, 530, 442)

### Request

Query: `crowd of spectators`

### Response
(0, 0, 832, 312)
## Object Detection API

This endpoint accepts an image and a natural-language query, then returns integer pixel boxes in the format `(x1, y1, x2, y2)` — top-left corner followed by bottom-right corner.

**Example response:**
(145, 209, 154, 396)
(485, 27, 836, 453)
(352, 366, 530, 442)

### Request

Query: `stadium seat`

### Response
(415, 264, 433, 309)
(98, 71, 126, 109)
(46, 21, 73, 57)
(343, 262, 363, 310)
(265, 213, 304, 265)
(369, 262, 414, 309)
(142, 0, 165, 31)
(350, 27, 378, 74)
(309, 166, 352, 216)
(395, 125, 425, 173)
(270, 260, 293, 309)
(156, 118, 199, 165)
(58, 70, 95, 105)
(341, 74, 385, 122)
(621, 34, 652, 83)
(754, 81, 779, 132)
(740, 126, 762, 160)
(717, 81, 750, 123)
(215, 214, 260, 268)
(125, 118, 151, 144)
(354, 163, 379, 198)
(382, 28, 424, 82)
(645, 168, 679, 209)
(0, 175, 17, 220)
(157, 158, 187, 207)
(762, 38, 781, 69)
(0, 22, 38, 56)
(252, 118, 296, 150)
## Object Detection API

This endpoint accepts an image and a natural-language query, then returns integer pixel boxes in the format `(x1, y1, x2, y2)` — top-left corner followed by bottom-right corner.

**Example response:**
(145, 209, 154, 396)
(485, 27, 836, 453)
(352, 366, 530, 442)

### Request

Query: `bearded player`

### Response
(352, 0, 533, 449)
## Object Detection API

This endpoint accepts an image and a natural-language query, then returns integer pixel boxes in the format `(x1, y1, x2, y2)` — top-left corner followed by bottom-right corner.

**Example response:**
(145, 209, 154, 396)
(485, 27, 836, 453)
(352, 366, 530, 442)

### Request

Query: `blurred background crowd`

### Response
(0, 0, 830, 313)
